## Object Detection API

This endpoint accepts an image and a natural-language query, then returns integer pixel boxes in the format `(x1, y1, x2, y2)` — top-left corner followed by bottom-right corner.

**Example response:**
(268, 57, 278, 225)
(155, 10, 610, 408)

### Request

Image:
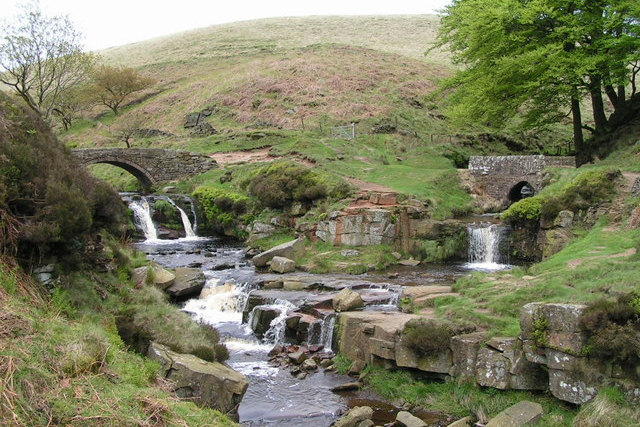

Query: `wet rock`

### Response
(396, 411, 427, 427)
(212, 262, 235, 270)
(485, 401, 543, 427)
(332, 406, 374, 427)
(356, 420, 374, 427)
(301, 358, 318, 371)
(147, 342, 248, 414)
(288, 351, 307, 365)
(157, 227, 181, 240)
(331, 382, 362, 392)
(187, 262, 203, 268)
(283, 280, 306, 290)
(264, 280, 284, 289)
(163, 268, 205, 298)
(320, 359, 334, 369)
(131, 265, 175, 289)
(270, 256, 296, 273)
(249, 306, 280, 337)
(333, 288, 365, 312)
(252, 238, 306, 267)
(398, 258, 421, 266)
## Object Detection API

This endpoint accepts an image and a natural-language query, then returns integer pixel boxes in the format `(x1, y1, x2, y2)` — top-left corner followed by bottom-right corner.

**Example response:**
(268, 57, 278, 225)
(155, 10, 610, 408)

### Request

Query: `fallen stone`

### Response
(331, 382, 362, 392)
(333, 406, 374, 427)
(252, 238, 305, 267)
(446, 416, 472, 427)
(147, 342, 247, 414)
(341, 249, 361, 257)
(320, 359, 334, 368)
(165, 268, 205, 298)
(288, 351, 307, 365)
(356, 420, 374, 427)
(485, 401, 543, 427)
(553, 210, 574, 228)
(398, 258, 421, 266)
(396, 411, 427, 427)
(348, 360, 367, 376)
(270, 256, 296, 273)
(301, 358, 318, 371)
(333, 288, 365, 312)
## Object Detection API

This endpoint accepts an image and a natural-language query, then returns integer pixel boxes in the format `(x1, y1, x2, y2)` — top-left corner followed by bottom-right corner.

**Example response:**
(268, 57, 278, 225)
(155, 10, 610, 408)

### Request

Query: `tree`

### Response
(88, 65, 155, 115)
(0, 1, 95, 122)
(435, 0, 640, 161)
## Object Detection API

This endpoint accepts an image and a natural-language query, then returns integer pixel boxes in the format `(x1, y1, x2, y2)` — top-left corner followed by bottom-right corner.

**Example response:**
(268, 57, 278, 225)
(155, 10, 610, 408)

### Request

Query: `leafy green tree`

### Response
(87, 65, 155, 115)
(0, 1, 95, 122)
(435, 0, 640, 161)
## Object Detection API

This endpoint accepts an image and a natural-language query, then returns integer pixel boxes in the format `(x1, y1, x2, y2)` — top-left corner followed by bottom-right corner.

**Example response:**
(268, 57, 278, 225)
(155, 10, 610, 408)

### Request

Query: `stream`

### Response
(127, 195, 513, 427)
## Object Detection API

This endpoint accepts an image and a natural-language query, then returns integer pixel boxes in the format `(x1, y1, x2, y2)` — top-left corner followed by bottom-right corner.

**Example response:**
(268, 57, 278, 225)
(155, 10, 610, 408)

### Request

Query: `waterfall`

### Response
(253, 299, 295, 345)
(467, 222, 510, 269)
(166, 197, 197, 238)
(183, 278, 254, 325)
(319, 313, 337, 351)
(128, 198, 158, 241)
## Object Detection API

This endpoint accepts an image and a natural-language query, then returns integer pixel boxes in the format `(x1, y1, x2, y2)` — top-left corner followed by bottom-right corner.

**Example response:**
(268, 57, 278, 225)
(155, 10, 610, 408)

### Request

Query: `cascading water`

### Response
(166, 197, 197, 239)
(466, 222, 510, 270)
(128, 198, 158, 241)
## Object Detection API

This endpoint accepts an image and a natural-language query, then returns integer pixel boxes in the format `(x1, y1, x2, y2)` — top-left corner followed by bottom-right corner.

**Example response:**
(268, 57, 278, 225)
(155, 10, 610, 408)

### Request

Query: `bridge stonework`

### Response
(71, 148, 218, 191)
(469, 155, 575, 204)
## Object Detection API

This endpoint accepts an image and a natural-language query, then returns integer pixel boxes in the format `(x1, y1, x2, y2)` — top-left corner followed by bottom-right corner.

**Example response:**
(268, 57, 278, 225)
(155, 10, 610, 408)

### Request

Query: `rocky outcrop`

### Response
(336, 302, 639, 405)
(316, 208, 396, 246)
(147, 342, 248, 415)
(396, 411, 427, 427)
(252, 238, 305, 267)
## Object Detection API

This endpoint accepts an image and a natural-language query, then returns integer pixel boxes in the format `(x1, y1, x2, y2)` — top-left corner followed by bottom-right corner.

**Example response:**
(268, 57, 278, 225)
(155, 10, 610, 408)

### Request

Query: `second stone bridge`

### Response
(469, 155, 576, 205)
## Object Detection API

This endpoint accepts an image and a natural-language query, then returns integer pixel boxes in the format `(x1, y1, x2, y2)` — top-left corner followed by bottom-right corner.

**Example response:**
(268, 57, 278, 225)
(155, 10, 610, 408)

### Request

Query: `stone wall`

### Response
(337, 303, 639, 405)
(468, 155, 575, 203)
(72, 148, 217, 190)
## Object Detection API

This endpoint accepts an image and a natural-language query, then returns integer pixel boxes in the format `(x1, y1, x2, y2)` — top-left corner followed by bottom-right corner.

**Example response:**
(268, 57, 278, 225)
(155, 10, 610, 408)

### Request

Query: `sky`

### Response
(2, 0, 452, 51)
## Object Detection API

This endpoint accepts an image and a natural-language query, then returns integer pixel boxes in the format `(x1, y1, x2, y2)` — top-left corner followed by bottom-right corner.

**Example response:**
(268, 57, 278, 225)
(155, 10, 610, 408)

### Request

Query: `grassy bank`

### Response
(0, 253, 236, 427)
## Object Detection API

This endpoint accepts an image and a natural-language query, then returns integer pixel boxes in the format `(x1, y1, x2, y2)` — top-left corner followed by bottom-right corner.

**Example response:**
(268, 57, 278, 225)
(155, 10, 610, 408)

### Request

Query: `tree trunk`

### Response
(571, 97, 585, 160)
(590, 83, 609, 135)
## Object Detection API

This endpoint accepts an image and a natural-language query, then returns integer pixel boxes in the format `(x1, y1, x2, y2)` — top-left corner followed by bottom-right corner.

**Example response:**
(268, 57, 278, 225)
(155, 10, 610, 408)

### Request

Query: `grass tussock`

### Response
(571, 388, 640, 427)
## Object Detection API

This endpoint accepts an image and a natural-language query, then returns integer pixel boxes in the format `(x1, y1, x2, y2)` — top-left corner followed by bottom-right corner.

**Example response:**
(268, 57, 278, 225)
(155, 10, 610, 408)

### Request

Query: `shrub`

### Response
(192, 186, 251, 237)
(403, 318, 460, 357)
(0, 93, 126, 264)
(579, 292, 640, 367)
(244, 161, 351, 209)
(502, 197, 542, 223)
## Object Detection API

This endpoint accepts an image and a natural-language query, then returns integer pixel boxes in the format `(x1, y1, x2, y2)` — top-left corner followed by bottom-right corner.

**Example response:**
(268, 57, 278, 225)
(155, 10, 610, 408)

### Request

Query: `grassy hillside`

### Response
(99, 15, 449, 68)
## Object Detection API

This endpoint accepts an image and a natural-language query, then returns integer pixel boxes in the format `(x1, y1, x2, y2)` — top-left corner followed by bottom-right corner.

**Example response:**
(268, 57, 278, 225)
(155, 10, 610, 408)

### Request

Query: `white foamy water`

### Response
(182, 279, 252, 325)
(166, 197, 198, 239)
(129, 198, 158, 241)
(467, 222, 511, 271)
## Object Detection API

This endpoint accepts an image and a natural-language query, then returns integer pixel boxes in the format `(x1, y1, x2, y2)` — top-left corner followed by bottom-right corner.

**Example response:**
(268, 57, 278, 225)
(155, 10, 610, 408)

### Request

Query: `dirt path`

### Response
(209, 147, 275, 166)
(567, 247, 636, 270)
(345, 177, 396, 193)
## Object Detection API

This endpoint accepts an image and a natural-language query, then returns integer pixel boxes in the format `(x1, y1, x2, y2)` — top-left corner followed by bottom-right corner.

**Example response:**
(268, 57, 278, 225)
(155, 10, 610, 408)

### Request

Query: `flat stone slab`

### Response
(485, 401, 543, 427)
(165, 267, 205, 297)
(401, 285, 452, 299)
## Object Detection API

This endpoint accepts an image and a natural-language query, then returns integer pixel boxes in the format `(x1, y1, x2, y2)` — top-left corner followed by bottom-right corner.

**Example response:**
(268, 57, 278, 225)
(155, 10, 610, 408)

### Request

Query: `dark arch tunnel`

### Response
(507, 181, 536, 204)
(85, 160, 155, 194)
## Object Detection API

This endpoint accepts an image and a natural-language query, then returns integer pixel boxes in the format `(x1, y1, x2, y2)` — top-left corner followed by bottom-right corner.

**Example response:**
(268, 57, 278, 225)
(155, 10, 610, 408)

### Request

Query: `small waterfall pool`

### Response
(465, 218, 512, 271)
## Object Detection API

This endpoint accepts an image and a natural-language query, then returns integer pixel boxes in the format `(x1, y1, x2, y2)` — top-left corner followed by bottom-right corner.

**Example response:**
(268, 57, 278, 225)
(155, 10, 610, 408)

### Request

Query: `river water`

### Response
(128, 196, 512, 426)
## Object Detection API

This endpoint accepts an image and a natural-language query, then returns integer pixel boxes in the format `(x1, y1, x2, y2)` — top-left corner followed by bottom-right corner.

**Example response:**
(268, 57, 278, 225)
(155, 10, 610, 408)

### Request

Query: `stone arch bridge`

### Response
(71, 148, 217, 192)
(469, 155, 576, 205)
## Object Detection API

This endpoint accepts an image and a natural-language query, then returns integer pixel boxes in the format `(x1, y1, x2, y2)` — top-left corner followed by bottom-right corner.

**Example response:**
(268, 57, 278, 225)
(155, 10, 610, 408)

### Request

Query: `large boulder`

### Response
(333, 288, 365, 312)
(252, 238, 306, 267)
(132, 264, 175, 289)
(165, 268, 206, 298)
(485, 401, 543, 427)
(332, 406, 374, 427)
(147, 342, 248, 414)
(270, 256, 296, 273)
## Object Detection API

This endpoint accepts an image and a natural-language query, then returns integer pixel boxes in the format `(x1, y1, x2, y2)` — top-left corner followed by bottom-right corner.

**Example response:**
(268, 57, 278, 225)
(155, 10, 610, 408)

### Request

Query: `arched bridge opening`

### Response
(85, 159, 156, 193)
(507, 181, 536, 204)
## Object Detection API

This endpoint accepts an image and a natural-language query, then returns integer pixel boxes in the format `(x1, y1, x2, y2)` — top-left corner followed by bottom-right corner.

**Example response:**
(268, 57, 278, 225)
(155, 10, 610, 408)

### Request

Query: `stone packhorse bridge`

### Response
(72, 148, 217, 192)
(469, 155, 576, 205)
